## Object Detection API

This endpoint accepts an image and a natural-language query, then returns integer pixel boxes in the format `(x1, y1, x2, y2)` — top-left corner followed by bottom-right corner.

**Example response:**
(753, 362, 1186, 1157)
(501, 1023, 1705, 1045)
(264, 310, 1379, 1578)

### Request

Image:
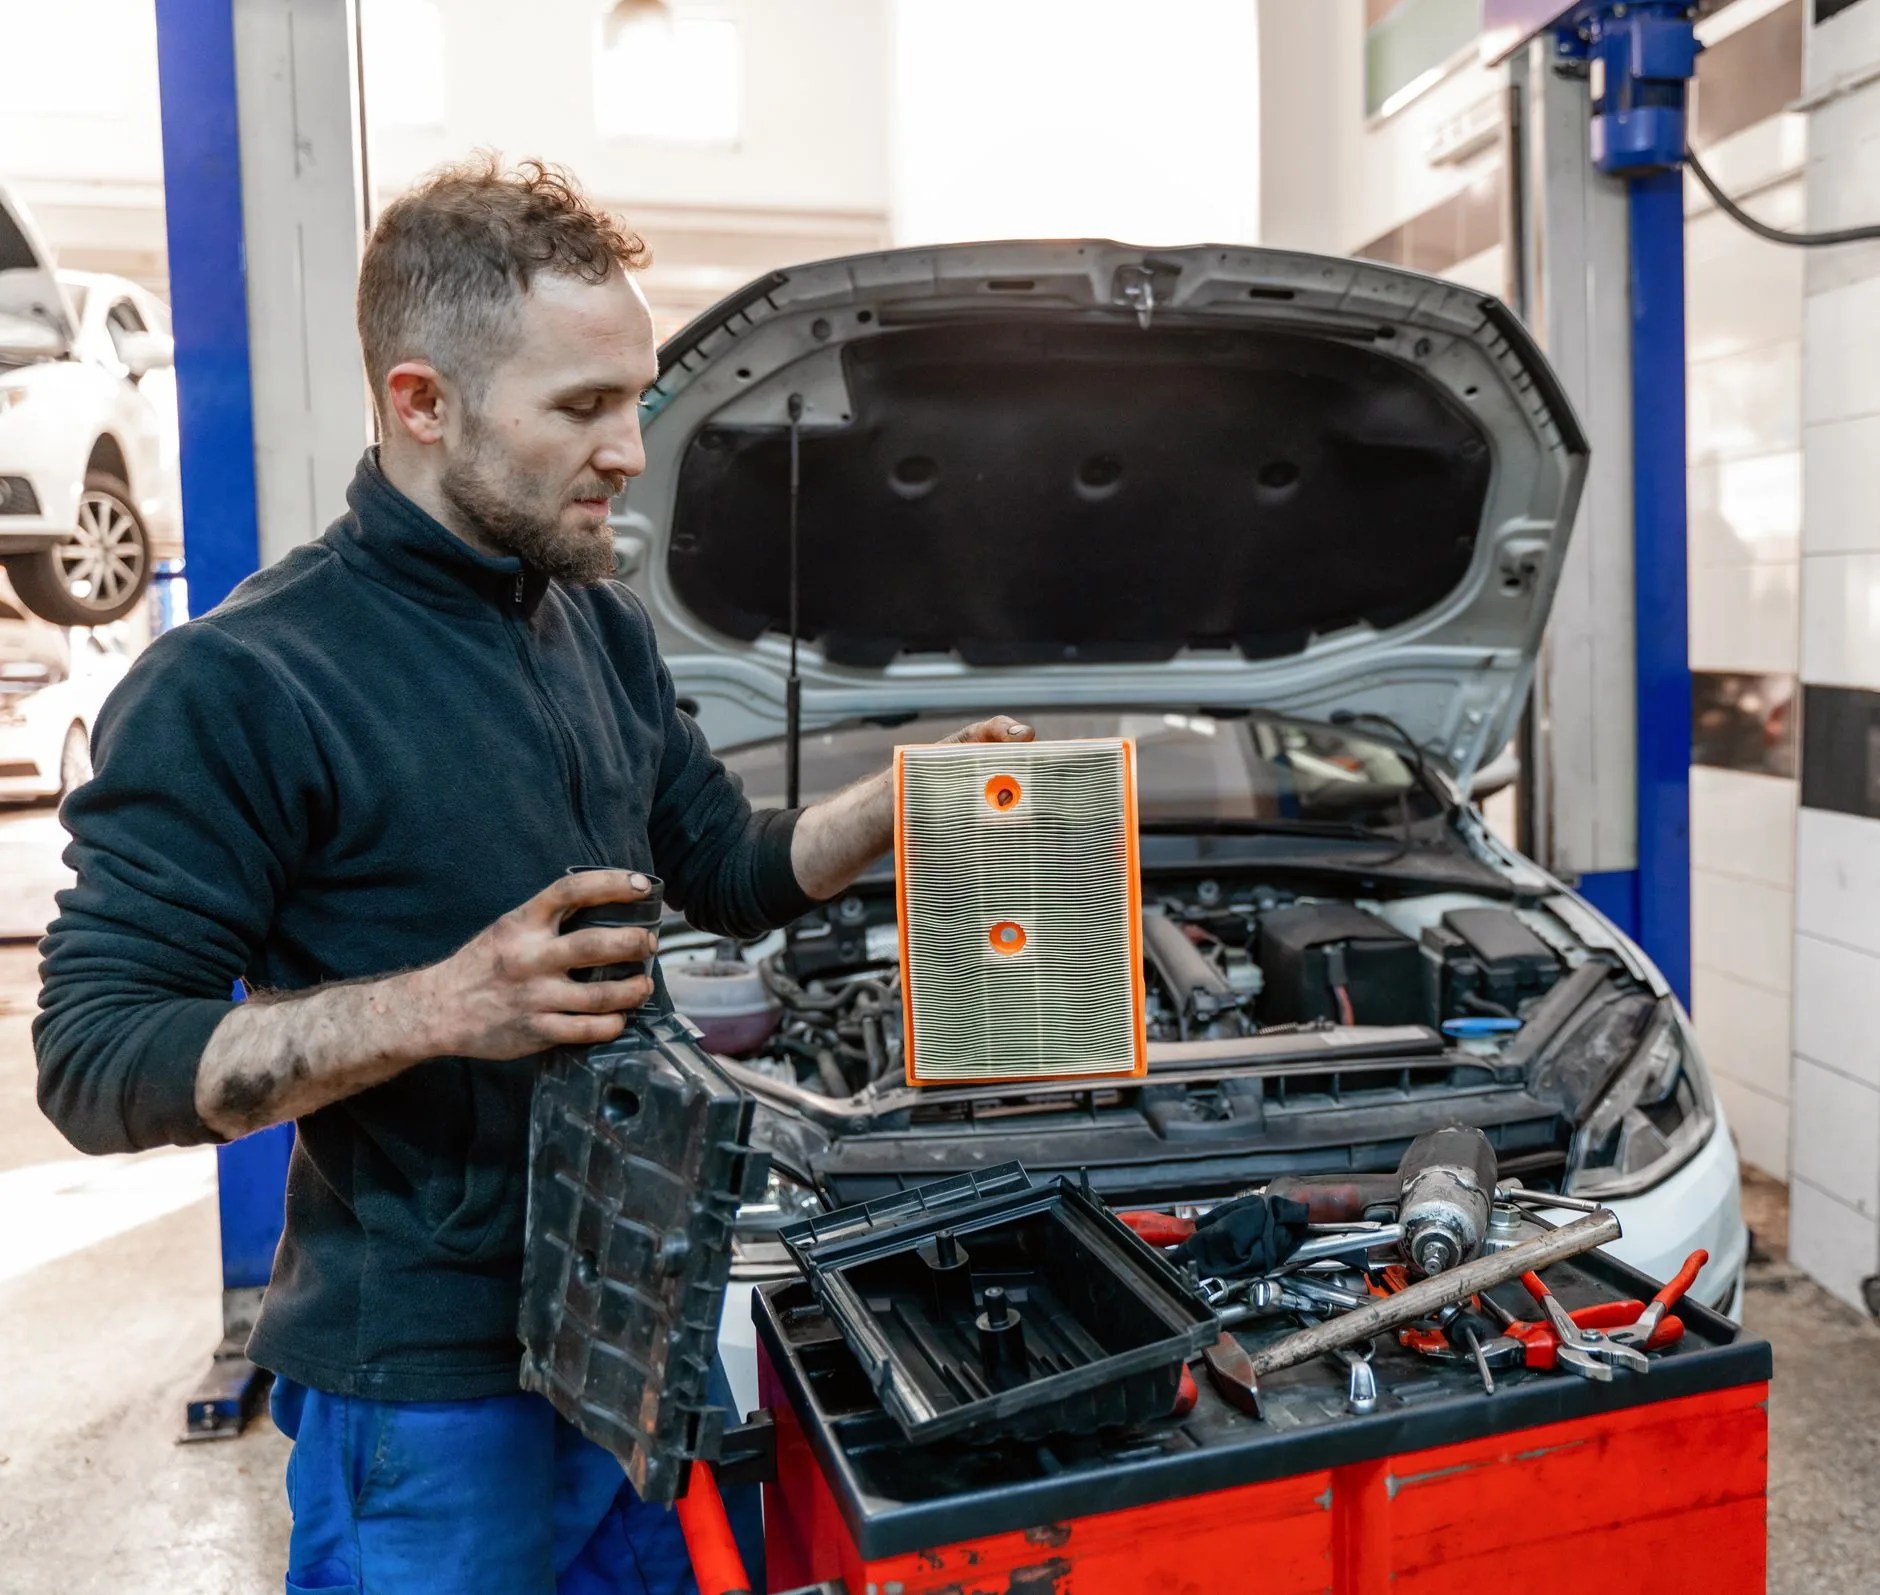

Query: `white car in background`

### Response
(0, 186, 181, 626)
(0, 572, 129, 801)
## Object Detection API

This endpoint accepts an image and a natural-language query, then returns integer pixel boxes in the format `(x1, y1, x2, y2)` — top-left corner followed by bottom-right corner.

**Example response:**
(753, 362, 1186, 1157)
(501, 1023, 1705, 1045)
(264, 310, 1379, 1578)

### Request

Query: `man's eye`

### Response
(562, 397, 603, 418)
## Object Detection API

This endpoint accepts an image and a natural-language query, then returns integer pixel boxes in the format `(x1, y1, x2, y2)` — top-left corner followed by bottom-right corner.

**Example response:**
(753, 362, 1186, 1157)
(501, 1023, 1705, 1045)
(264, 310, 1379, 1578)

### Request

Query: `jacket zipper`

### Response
(506, 582, 608, 866)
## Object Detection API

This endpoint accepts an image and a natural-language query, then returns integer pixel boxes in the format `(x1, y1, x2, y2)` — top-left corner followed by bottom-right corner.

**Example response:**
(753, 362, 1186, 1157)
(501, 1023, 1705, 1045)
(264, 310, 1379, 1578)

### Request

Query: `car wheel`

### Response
(57, 721, 92, 798)
(4, 470, 153, 626)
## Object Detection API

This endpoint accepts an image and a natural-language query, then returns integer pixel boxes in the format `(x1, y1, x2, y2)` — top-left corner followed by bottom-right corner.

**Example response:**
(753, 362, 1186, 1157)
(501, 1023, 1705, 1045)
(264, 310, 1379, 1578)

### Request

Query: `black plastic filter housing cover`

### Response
(780, 1164, 1218, 1445)
(519, 1010, 770, 1505)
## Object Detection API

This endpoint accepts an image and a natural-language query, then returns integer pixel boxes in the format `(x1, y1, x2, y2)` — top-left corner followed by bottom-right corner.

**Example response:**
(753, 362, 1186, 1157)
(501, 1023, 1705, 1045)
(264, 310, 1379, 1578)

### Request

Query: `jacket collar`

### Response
(329, 449, 553, 620)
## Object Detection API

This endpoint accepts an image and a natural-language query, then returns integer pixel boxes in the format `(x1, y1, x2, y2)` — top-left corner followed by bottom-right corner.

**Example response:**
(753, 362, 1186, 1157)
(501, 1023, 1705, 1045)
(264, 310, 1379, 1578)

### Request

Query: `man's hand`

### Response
(194, 870, 660, 1139)
(936, 715, 1036, 748)
(411, 868, 659, 1059)
(788, 715, 1035, 902)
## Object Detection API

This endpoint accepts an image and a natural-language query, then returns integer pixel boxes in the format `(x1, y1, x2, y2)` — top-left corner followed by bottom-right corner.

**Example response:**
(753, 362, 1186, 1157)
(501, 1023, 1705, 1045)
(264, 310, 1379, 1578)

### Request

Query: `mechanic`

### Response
(33, 157, 1032, 1594)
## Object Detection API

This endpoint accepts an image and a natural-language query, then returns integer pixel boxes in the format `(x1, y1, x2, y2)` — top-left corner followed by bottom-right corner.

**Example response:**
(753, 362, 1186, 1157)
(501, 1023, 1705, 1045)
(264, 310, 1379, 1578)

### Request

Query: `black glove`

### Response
(1173, 1194, 1312, 1279)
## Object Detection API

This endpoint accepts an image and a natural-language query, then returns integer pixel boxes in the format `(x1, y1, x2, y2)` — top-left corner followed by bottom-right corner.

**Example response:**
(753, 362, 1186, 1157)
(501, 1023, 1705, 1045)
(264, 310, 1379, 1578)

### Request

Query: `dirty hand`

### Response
(412, 869, 659, 1059)
(937, 715, 1035, 746)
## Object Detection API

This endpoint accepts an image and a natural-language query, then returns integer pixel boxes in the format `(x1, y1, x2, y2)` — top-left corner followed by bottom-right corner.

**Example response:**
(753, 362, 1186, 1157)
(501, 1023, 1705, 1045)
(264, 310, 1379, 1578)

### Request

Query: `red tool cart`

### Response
(721, 1240, 1768, 1595)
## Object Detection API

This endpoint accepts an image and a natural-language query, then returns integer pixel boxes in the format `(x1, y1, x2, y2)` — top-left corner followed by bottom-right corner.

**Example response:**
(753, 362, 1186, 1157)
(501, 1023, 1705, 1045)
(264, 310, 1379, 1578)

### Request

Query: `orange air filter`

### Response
(894, 737, 1147, 1086)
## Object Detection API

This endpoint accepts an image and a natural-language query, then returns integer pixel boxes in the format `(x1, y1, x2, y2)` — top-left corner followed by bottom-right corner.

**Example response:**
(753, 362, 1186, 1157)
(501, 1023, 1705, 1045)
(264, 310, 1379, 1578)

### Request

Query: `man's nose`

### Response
(593, 410, 646, 481)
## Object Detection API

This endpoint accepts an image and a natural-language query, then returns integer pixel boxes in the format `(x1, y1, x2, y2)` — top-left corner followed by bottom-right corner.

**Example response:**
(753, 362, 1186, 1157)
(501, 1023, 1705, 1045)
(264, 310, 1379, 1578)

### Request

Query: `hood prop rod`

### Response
(785, 391, 804, 810)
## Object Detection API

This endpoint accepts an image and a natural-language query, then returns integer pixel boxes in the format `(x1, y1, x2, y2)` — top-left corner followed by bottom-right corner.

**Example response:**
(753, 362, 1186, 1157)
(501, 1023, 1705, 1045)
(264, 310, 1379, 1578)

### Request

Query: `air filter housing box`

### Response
(895, 737, 1146, 1085)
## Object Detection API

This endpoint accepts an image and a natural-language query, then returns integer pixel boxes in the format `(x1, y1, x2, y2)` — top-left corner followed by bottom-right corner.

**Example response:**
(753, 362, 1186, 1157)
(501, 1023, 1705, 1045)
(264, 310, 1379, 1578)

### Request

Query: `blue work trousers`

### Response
(271, 1375, 759, 1594)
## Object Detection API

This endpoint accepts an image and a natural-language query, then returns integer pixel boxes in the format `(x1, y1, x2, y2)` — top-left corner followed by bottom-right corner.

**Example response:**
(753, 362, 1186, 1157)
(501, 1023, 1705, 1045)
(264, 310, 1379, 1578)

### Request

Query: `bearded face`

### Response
(439, 407, 624, 585)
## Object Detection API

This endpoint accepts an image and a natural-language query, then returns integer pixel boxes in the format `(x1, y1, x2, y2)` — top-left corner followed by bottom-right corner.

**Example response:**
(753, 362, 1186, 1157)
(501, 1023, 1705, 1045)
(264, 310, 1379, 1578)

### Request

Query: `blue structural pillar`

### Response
(1627, 167, 1694, 1009)
(155, 0, 293, 1437)
(1555, 2, 1701, 1009)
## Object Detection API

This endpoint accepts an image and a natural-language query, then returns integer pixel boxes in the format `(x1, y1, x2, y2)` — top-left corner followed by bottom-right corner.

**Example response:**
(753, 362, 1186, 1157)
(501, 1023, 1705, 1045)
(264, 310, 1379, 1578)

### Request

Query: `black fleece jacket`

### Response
(34, 451, 813, 1400)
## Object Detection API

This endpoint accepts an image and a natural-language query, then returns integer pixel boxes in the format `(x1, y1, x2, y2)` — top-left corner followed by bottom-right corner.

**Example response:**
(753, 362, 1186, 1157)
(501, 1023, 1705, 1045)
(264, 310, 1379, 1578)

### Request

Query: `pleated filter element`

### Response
(894, 737, 1147, 1085)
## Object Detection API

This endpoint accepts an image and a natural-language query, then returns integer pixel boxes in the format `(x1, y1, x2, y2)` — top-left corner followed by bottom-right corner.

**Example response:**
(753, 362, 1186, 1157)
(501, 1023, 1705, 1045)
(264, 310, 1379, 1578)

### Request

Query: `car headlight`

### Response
(1566, 1002, 1716, 1200)
(729, 1163, 823, 1279)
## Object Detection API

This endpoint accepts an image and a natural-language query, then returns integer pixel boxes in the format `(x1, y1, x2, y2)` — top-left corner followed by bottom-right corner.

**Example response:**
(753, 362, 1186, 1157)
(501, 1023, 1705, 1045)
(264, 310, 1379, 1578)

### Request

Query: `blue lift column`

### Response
(1552, 3, 1701, 1009)
(153, 0, 295, 1440)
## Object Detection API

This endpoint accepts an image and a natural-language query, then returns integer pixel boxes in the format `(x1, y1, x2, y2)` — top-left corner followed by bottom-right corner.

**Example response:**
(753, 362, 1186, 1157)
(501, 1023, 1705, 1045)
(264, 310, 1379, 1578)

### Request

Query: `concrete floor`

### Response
(1, 804, 1877, 1592)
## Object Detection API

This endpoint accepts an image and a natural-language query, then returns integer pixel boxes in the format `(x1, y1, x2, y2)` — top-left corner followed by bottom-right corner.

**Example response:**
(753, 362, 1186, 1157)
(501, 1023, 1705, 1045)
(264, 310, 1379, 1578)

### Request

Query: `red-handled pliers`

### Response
(1608, 1249, 1707, 1349)
(1119, 1210, 1196, 1248)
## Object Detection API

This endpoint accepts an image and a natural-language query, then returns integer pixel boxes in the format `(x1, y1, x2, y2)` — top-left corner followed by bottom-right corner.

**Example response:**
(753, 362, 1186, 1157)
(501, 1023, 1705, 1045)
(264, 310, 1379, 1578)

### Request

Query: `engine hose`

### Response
(861, 1010, 889, 1080)
(814, 1048, 850, 1097)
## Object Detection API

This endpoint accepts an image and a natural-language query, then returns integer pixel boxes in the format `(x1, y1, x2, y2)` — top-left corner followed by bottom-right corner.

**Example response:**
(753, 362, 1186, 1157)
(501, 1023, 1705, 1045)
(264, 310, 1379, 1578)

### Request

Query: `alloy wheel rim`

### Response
(54, 491, 146, 612)
(61, 726, 91, 791)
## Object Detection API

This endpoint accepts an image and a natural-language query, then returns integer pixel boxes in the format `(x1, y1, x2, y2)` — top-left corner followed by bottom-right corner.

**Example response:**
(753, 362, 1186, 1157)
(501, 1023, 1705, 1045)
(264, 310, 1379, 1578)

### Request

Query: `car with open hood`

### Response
(0, 187, 180, 626)
(609, 241, 1747, 1418)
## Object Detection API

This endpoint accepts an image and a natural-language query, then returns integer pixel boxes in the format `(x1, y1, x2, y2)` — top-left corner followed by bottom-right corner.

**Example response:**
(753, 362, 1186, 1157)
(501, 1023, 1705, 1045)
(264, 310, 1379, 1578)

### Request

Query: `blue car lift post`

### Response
(1491, 0, 1699, 1008)
(154, 0, 296, 1441)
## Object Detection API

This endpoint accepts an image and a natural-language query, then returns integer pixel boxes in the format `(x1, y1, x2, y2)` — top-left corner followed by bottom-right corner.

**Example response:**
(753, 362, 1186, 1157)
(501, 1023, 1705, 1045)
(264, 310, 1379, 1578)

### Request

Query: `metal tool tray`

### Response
(519, 1010, 769, 1505)
(778, 1163, 1219, 1444)
(755, 1244, 1772, 1559)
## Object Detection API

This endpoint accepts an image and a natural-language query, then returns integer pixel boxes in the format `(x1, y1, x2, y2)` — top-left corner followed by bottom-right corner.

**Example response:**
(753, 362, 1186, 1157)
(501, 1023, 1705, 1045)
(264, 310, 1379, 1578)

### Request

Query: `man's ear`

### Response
(384, 360, 450, 446)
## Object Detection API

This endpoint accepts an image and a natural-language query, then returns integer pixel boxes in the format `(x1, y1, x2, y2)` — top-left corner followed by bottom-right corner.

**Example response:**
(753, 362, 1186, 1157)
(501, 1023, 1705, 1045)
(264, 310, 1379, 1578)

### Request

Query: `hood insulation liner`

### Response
(667, 321, 1492, 669)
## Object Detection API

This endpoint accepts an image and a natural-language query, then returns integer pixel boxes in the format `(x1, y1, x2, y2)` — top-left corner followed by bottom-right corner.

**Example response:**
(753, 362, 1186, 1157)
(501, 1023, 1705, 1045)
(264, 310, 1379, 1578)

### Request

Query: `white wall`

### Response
(364, 0, 889, 216)
(0, 0, 167, 291)
(886, 0, 1261, 248)
(1792, 0, 1880, 1312)
(1684, 103, 1807, 1182)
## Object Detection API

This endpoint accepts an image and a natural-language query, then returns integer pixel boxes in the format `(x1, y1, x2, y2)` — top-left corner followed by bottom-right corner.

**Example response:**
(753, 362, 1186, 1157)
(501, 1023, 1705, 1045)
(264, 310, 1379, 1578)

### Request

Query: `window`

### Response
(1365, 0, 1482, 119)
(359, 0, 447, 130)
(105, 299, 147, 366)
(594, 3, 742, 146)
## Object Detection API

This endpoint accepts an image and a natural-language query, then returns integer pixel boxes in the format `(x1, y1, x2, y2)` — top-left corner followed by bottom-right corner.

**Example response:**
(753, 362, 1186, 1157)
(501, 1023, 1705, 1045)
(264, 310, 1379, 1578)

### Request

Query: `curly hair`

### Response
(356, 154, 650, 423)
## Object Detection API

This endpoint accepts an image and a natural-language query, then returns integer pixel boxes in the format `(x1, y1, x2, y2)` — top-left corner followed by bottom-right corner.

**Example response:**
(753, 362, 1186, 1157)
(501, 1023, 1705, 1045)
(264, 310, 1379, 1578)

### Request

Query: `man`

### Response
(35, 157, 1031, 1593)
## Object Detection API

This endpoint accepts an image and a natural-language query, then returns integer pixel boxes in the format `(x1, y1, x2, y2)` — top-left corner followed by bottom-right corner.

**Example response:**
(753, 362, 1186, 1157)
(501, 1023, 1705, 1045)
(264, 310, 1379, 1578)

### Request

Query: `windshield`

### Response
(720, 710, 1449, 828)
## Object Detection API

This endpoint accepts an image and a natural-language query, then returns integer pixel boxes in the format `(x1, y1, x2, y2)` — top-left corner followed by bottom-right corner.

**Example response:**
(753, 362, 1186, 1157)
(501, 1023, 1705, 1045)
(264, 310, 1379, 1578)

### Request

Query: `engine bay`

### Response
(664, 875, 1585, 1100)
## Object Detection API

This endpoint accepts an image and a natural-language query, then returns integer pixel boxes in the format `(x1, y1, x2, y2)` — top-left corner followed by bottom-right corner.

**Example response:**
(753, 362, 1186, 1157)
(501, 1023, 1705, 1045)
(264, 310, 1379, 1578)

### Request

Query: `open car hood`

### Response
(620, 242, 1587, 781)
(0, 189, 75, 361)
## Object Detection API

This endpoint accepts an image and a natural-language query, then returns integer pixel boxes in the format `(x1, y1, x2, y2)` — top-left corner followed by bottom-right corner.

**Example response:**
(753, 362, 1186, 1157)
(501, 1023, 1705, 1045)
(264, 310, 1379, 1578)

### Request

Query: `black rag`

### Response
(1174, 1194, 1313, 1278)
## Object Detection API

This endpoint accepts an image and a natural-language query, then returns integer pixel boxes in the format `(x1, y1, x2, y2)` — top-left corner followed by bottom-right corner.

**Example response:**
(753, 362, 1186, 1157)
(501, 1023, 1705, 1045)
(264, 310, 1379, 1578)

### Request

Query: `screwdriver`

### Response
(1442, 1305, 1500, 1395)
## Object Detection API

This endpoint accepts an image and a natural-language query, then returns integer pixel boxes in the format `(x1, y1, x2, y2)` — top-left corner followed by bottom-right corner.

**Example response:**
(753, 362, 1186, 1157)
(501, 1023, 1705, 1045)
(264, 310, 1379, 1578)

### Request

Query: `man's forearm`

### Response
(789, 768, 893, 902)
(194, 969, 440, 1139)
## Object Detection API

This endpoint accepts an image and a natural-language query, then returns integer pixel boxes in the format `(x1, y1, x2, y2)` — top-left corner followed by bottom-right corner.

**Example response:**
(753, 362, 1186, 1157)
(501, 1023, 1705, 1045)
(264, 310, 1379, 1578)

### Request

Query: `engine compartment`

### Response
(664, 875, 1581, 1100)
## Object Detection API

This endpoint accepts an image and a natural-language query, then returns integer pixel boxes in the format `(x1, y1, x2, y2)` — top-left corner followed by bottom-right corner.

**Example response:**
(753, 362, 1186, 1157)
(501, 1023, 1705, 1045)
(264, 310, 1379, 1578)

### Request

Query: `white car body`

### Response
(0, 187, 181, 622)
(0, 574, 130, 799)
(608, 239, 1750, 1425)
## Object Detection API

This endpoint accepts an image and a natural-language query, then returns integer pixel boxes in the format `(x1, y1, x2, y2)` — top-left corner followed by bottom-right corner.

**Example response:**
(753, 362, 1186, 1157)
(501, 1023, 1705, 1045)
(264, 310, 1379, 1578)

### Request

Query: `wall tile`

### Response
(1791, 1055, 1880, 1215)
(1694, 960, 1794, 1101)
(1690, 340, 1804, 462)
(1691, 867, 1795, 992)
(1805, 2, 1880, 97)
(1798, 683, 1880, 820)
(1693, 671, 1797, 779)
(1802, 415, 1880, 558)
(1794, 932, 1880, 1092)
(1691, 766, 1797, 888)
(1690, 450, 1801, 567)
(1686, 214, 1805, 364)
(1689, 561, 1799, 673)
(1799, 553, 1880, 690)
(1803, 276, 1880, 426)
(1715, 1073, 1792, 1180)
(1787, 1177, 1880, 1312)
(1795, 806, 1880, 957)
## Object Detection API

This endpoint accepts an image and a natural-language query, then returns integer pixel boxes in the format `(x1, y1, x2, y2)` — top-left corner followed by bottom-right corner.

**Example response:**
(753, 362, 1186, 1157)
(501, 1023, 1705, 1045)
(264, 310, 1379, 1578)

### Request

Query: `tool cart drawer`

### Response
(754, 1246, 1771, 1595)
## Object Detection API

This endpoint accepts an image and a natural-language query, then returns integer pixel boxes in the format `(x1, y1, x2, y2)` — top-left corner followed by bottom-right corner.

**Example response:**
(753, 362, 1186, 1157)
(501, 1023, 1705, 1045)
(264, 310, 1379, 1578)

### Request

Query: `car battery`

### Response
(1257, 902, 1425, 1027)
(754, 1246, 1770, 1595)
